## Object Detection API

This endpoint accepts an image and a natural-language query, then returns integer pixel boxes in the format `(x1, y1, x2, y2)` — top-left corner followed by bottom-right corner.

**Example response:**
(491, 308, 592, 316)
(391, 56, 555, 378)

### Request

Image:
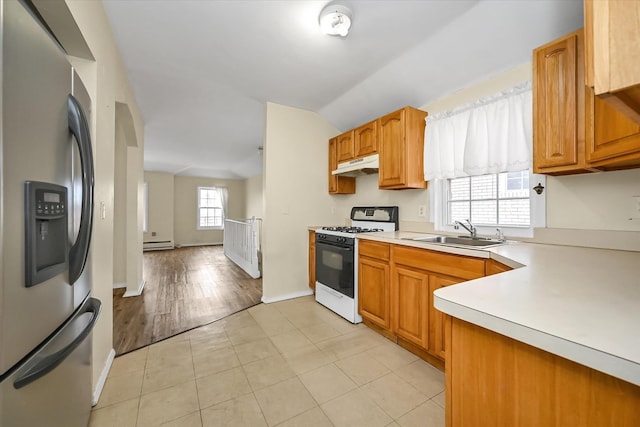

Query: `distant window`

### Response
(197, 187, 224, 229)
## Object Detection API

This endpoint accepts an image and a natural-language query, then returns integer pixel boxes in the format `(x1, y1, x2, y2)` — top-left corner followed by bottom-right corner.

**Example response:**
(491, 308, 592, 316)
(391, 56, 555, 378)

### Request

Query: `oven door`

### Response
(315, 240, 354, 298)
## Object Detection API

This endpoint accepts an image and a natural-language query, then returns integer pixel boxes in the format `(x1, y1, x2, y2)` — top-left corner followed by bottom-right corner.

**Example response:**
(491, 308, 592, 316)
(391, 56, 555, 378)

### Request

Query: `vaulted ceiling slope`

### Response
(102, 0, 584, 179)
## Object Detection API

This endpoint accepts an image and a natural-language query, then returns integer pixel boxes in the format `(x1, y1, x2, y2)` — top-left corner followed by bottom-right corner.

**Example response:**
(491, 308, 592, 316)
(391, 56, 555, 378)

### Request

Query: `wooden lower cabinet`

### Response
(392, 265, 429, 349)
(445, 317, 640, 427)
(429, 275, 462, 360)
(358, 240, 517, 368)
(485, 259, 513, 276)
(389, 244, 483, 363)
(358, 256, 390, 330)
(358, 240, 391, 331)
(308, 230, 315, 290)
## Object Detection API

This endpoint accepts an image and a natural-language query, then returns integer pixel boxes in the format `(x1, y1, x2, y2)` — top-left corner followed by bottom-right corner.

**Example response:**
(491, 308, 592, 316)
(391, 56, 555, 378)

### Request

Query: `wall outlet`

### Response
(418, 205, 426, 218)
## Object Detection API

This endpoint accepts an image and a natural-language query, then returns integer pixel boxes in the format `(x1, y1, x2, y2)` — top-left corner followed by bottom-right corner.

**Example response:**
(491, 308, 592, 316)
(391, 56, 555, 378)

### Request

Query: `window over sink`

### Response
(431, 170, 545, 239)
(448, 170, 530, 227)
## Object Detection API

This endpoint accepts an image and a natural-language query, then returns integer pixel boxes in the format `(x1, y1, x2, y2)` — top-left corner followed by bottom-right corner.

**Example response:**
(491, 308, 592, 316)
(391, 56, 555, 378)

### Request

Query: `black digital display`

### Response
(43, 192, 60, 203)
(365, 209, 374, 216)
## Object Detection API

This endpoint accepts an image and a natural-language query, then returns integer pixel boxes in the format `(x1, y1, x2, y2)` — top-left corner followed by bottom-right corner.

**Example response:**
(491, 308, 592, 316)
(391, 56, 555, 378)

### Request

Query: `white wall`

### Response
(173, 175, 246, 246)
(262, 103, 338, 301)
(143, 171, 175, 245)
(245, 173, 264, 220)
(113, 125, 127, 286)
(63, 0, 145, 396)
(546, 169, 640, 230)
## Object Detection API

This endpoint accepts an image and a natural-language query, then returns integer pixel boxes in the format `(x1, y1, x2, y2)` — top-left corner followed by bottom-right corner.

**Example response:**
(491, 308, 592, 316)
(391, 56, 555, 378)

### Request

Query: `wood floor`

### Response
(113, 245, 262, 355)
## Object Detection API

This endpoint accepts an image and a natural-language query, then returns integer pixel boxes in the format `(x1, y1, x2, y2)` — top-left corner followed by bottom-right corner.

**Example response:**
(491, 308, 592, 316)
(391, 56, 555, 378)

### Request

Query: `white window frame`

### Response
(432, 170, 545, 239)
(197, 186, 224, 230)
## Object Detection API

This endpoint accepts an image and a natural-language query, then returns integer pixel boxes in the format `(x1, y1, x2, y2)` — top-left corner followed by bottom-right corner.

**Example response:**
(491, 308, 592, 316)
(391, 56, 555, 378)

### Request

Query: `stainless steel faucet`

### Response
(455, 219, 477, 238)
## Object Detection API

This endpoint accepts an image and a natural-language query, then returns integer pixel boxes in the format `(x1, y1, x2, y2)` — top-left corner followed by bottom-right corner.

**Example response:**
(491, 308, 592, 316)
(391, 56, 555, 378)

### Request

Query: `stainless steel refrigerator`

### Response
(0, 0, 101, 425)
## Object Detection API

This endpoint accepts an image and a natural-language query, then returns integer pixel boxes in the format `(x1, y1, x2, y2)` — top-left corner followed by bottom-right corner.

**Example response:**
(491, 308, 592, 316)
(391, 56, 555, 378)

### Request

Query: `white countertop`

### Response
(357, 231, 640, 386)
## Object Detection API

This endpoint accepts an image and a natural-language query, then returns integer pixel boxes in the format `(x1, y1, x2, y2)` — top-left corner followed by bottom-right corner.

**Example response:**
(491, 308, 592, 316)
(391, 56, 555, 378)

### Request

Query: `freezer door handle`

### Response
(67, 94, 95, 285)
(13, 297, 101, 390)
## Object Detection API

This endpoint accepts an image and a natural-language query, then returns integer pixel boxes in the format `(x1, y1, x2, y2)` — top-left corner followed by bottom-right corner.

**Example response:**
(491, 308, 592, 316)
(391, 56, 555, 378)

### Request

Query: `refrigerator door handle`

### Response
(67, 94, 94, 285)
(13, 297, 101, 390)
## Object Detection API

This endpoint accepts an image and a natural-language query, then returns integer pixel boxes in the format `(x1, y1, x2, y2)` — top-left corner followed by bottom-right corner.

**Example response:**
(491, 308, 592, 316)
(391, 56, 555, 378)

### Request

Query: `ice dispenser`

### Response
(24, 181, 68, 287)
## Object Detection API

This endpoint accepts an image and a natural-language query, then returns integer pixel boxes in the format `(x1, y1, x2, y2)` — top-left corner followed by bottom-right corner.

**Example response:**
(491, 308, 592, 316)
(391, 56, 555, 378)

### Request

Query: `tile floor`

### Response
(89, 295, 445, 427)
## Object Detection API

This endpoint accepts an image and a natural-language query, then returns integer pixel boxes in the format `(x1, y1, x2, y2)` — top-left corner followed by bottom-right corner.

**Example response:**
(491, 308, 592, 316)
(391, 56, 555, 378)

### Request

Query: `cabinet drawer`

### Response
(392, 245, 485, 280)
(359, 240, 390, 261)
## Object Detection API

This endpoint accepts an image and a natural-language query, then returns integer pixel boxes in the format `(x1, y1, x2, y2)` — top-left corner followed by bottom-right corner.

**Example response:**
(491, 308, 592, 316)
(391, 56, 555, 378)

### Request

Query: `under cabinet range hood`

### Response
(332, 154, 379, 176)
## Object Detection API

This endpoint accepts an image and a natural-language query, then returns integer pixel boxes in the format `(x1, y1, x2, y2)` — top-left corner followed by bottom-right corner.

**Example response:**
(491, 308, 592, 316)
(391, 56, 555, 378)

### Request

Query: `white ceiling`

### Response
(102, 0, 584, 179)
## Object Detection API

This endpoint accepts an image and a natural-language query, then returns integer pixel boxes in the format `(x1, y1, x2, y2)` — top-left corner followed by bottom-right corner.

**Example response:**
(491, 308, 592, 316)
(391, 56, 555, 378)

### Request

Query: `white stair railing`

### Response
(223, 216, 261, 279)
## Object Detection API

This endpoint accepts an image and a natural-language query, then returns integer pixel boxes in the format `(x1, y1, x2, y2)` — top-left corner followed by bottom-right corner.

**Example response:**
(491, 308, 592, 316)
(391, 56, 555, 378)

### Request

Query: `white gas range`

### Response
(315, 206, 399, 323)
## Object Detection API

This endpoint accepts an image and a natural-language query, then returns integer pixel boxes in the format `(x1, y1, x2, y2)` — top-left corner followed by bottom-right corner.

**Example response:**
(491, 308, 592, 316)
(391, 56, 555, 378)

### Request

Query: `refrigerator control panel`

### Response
(35, 190, 66, 218)
(25, 181, 69, 287)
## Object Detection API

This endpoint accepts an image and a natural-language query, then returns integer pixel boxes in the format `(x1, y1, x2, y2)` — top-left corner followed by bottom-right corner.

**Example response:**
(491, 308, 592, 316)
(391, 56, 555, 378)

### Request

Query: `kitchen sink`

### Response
(405, 235, 505, 248)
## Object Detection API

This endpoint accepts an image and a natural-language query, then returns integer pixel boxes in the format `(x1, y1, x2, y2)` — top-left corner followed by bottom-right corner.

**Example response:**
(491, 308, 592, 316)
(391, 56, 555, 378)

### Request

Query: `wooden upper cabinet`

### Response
(378, 107, 428, 189)
(533, 30, 588, 174)
(328, 137, 355, 194)
(586, 89, 640, 168)
(336, 130, 355, 163)
(354, 120, 377, 158)
(585, 0, 640, 125)
(533, 28, 640, 174)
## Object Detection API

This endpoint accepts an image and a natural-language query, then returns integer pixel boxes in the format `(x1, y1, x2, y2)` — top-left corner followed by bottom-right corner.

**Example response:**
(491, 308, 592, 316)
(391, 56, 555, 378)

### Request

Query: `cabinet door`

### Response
(378, 109, 406, 188)
(359, 256, 390, 330)
(336, 130, 355, 163)
(354, 120, 377, 157)
(429, 275, 462, 360)
(587, 93, 640, 166)
(485, 259, 513, 276)
(308, 230, 315, 290)
(586, 0, 640, 125)
(328, 138, 355, 194)
(533, 30, 585, 173)
(328, 138, 338, 193)
(587, 0, 640, 95)
(392, 265, 429, 349)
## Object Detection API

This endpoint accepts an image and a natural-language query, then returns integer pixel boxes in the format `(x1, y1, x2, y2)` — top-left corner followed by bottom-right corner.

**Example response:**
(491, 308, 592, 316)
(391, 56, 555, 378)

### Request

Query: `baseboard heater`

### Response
(143, 240, 174, 251)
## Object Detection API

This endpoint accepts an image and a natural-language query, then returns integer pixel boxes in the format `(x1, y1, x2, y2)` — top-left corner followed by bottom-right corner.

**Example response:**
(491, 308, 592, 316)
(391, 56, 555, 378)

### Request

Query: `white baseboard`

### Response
(261, 289, 314, 304)
(113, 282, 126, 289)
(92, 348, 115, 406)
(175, 242, 223, 248)
(123, 280, 145, 297)
(143, 240, 174, 251)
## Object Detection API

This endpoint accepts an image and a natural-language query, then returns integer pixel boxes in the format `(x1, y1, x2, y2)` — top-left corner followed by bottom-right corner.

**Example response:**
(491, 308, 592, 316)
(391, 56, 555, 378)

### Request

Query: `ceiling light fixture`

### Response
(319, 4, 352, 37)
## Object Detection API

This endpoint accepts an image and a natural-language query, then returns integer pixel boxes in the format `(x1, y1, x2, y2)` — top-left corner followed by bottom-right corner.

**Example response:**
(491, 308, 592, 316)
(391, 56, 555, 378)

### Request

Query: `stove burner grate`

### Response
(321, 226, 384, 233)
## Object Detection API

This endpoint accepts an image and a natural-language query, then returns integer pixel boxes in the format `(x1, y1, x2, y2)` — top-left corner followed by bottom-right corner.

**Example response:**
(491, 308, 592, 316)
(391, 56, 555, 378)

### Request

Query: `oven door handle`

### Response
(316, 242, 353, 251)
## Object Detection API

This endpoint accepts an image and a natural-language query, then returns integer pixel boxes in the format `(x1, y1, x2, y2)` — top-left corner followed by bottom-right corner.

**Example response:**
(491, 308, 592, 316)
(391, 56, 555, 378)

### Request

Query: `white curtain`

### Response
(423, 81, 532, 180)
(219, 187, 229, 222)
